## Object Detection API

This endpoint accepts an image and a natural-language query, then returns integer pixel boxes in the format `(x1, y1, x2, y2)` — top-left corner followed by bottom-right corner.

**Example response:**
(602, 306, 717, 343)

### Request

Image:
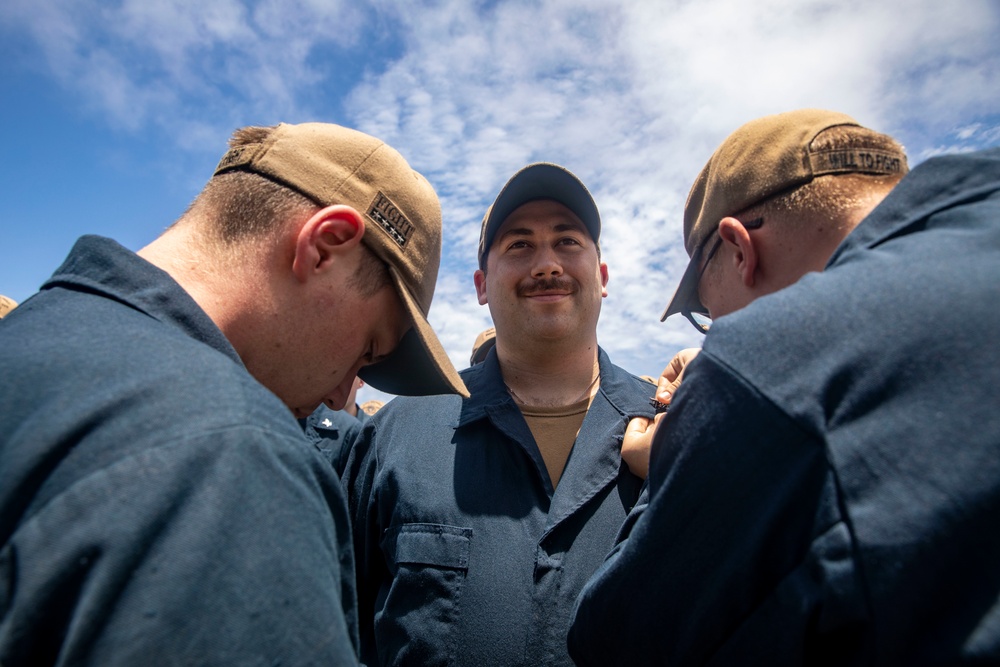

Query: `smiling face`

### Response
(474, 199, 608, 349)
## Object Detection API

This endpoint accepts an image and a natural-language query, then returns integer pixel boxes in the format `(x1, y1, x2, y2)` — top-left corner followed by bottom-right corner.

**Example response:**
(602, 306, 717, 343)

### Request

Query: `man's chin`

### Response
(324, 394, 349, 411)
(289, 391, 347, 418)
(291, 405, 317, 419)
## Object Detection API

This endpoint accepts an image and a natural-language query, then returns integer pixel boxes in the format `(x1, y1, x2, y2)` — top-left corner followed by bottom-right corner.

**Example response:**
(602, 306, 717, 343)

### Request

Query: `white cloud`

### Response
(917, 120, 1000, 160)
(1, 0, 365, 139)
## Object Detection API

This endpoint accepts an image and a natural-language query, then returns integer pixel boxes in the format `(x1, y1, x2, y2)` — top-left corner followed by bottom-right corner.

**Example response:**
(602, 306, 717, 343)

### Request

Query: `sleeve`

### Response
(568, 352, 849, 666)
(1, 427, 360, 666)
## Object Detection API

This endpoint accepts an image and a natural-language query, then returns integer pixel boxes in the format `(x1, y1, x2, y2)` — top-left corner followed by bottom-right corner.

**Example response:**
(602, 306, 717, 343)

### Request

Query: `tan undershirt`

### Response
(518, 394, 594, 488)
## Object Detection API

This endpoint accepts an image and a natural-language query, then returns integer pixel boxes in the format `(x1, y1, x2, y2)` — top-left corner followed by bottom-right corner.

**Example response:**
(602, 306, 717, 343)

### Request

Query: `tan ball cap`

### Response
(215, 122, 468, 397)
(0, 295, 17, 319)
(469, 327, 496, 365)
(661, 109, 907, 323)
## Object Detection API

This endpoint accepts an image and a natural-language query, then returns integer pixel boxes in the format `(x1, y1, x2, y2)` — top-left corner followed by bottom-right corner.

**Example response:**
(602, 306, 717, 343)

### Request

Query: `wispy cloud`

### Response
(1, 0, 366, 139)
(918, 120, 1000, 160)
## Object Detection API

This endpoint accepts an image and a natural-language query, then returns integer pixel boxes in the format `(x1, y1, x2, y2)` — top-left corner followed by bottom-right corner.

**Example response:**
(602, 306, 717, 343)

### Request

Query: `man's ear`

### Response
(718, 217, 758, 288)
(292, 205, 366, 282)
(473, 269, 488, 305)
(599, 262, 609, 298)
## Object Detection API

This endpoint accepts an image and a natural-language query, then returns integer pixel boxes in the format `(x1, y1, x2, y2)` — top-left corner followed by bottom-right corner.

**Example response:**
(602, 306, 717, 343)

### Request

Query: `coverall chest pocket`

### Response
(377, 523, 472, 666)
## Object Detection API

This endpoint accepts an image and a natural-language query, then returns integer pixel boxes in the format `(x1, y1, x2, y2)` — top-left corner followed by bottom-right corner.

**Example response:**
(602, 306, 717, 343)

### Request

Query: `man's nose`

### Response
(531, 247, 563, 277)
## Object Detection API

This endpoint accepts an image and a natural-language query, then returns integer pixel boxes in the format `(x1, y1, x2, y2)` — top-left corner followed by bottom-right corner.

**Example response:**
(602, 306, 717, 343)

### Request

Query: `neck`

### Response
(138, 223, 265, 342)
(498, 342, 601, 408)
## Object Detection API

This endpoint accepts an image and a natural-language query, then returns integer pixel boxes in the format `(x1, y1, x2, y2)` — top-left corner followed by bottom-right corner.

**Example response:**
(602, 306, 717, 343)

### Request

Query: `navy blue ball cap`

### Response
(477, 163, 600, 270)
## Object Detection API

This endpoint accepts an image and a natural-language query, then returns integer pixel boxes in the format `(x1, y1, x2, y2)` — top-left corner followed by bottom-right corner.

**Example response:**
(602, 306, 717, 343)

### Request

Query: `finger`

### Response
(627, 416, 652, 436)
(656, 348, 700, 403)
(658, 370, 685, 401)
(668, 348, 700, 379)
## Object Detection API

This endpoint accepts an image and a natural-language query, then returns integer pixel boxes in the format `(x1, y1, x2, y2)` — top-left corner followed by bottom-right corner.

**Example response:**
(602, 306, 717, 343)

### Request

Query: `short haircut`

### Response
(188, 126, 391, 297)
(737, 125, 907, 221)
(189, 126, 318, 244)
(349, 244, 392, 298)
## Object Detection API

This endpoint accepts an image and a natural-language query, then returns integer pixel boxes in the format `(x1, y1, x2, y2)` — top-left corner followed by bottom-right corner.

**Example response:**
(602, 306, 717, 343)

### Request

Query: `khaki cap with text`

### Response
(662, 109, 908, 322)
(214, 122, 468, 397)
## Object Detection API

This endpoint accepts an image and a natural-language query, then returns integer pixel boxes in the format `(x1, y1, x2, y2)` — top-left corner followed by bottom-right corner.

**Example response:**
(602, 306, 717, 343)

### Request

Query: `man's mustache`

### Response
(518, 277, 575, 296)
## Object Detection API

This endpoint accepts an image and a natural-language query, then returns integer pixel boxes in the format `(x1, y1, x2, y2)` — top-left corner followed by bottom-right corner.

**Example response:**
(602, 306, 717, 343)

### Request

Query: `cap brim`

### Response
(660, 252, 704, 322)
(358, 267, 469, 397)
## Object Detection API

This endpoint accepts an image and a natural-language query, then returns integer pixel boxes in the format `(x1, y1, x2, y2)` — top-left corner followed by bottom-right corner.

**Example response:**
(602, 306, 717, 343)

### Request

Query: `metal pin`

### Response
(649, 397, 669, 414)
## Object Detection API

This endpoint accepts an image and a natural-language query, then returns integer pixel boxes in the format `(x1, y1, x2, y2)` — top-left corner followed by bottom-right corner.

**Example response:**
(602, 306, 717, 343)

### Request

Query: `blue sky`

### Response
(2, 0, 999, 404)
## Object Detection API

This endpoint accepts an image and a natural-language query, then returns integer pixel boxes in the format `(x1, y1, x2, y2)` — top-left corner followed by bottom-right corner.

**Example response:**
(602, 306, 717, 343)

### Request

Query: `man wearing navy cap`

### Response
(343, 163, 656, 666)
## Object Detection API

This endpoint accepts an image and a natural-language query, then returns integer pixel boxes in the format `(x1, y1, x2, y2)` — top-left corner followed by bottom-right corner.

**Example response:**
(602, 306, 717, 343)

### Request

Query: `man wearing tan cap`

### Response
(344, 163, 655, 666)
(0, 295, 17, 319)
(469, 326, 496, 365)
(0, 122, 465, 665)
(570, 110, 1000, 664)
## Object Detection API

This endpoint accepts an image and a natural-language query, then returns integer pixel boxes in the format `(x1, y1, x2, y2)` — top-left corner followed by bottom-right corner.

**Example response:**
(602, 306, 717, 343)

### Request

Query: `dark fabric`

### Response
(343, 348, 655, 666)
(0, 236, 360, 666)
(301, 405, 365, 475)
(568, 148, 1000, 665)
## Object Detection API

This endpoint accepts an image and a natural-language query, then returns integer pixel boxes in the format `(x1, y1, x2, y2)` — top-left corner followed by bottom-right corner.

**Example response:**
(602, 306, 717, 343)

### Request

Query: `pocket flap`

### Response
(383, 523, 472, 570)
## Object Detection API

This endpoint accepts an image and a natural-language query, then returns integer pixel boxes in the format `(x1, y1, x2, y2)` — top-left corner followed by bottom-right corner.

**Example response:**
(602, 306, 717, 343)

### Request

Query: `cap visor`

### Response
(358, 269, 469, 397)
(660, 255, 703, 322)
